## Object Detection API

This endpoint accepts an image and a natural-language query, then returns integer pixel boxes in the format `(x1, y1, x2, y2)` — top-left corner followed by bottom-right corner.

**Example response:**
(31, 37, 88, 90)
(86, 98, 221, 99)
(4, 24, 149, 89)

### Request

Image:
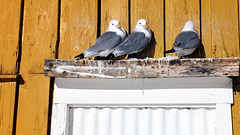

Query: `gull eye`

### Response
(139, 23, 141, 25)
(112, 23, 114, 25)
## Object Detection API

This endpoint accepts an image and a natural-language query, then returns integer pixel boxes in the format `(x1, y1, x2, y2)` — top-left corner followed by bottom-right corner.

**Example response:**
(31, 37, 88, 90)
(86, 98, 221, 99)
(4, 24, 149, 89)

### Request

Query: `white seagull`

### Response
(74, 20, 126, 60)
(111, 19, 151, 58)
(164, 20, 200, 57)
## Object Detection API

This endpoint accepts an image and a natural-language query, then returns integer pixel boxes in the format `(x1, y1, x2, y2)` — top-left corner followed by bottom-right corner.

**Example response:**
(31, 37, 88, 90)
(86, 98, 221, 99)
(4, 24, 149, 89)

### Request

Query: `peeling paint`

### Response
(45, 58, 239, 78)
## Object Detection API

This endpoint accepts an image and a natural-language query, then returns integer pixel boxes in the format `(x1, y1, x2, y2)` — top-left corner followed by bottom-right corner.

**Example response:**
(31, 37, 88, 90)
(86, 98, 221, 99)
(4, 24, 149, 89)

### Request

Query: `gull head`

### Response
(135, 19, 149, 30)
(182, 20, 195, 32)
(108, 20, 122, 30)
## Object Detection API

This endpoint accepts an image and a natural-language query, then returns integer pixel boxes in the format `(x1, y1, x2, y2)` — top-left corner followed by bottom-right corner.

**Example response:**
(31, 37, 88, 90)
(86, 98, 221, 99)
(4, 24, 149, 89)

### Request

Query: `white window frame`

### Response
(51, 77, 233, 135)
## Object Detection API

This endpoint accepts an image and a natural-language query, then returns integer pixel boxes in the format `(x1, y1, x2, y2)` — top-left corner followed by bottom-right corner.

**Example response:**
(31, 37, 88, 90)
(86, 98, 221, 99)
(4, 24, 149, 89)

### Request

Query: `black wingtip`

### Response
(107, 53, 115, 59)
(164, 48, 175, 54)
(74, 53, 84, 60)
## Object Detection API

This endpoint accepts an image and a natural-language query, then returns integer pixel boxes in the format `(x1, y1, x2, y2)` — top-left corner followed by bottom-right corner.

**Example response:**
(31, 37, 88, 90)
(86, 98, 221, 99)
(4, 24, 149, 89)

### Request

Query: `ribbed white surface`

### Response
(69, 107, 215, 135)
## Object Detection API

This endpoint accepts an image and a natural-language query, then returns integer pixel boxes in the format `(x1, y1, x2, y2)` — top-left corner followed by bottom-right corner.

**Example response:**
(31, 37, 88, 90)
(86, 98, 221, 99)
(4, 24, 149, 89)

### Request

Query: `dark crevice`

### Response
(12, 0, 25, 134)
(12, 77, 20, 135)
(47, 77, 55, 135)
(128, 0, 131, 33)
(16, 0, 24, 75)
(55, 0, 61, 59)
(163, 0, 166, 57)
(238, 0, 240, 57)
(199, 0, 203, 58)
(47, 0, 61, 134)
(199, 0, 202, 41)
(97, 0, 101, 38)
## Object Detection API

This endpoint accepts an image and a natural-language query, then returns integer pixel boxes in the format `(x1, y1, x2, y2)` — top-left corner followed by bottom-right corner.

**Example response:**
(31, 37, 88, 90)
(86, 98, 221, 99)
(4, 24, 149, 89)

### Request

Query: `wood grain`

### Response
(201, 0, 239, 58)
(44, 58, 239, 78)
(59, 0, 98, 60)
(131, 0, 164, 58)
(0, 81, 16, 135)
(0, 75, 20, 79)
(232, 91, 240, 135)
(0, 0, 22, 74)
(16, 74, 50, 135)
(16, 0, 58, 134)
(101, 0, 129, 34)
(232, 77, 240, 135)
(20, 0, 58, 74)
(165, 0, 200, 57)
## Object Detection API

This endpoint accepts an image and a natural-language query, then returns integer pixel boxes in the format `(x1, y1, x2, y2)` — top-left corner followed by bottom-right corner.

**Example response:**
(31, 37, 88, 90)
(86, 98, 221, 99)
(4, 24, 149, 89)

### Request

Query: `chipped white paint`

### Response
(51, 77, 233, 135)
(53, 65, 126, 78)
(58, 65, 126, 70)
(71, 72, 116, 78)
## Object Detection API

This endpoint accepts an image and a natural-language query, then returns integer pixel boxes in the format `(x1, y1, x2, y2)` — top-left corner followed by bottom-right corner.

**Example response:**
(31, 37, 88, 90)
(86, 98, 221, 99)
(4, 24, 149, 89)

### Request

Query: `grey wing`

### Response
(85, 32, 122, 53)
(114, 32, 149, 55)
(173, 31, 199, 50)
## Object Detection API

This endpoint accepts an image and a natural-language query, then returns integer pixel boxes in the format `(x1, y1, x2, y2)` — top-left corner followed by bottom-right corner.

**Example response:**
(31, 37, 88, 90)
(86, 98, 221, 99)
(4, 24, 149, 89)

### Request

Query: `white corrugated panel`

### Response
(68, 107, 215, 135)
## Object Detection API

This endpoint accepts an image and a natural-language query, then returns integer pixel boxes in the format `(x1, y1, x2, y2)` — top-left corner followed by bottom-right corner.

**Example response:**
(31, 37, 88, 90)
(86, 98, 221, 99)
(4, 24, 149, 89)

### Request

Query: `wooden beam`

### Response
(44, 58, 239, 78)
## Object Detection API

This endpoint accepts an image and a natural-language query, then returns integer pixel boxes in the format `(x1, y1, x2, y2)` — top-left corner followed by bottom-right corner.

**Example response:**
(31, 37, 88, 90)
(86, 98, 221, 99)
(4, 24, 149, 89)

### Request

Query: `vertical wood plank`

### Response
(101, 0, 129, 34)
(20, 0, 58, 74)
(165, 0, 200, 57)
(16, 0, 58, 134)
(201, 0, 239, 58)
(131, 0, 164, 58)
(0, 81, 16, 135)
(0, 0, 22, 74)
(59, 0, 98, 60)
(235, 2, 240, 134)
(16, 75, 50, 135)
(232, 77, 240, 135)
(201, 0, 211, 58)
(232, 92, 240, 135)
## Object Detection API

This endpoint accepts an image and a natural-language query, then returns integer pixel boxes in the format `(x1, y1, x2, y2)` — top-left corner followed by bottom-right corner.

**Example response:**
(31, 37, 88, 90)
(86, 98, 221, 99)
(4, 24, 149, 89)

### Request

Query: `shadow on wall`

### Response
(139, 30, 156, 59)
(186, 40, 206, 58)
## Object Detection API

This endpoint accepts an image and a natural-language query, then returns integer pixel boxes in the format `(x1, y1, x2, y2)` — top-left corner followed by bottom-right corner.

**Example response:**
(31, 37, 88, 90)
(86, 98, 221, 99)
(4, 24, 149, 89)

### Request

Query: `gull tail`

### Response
(164, 48, 175, 54)
(74, 53, 84, 60)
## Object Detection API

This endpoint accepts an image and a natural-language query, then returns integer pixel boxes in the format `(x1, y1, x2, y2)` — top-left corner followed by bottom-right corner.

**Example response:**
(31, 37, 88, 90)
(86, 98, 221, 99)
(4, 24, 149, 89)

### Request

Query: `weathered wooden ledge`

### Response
(44, 57, 239, 78)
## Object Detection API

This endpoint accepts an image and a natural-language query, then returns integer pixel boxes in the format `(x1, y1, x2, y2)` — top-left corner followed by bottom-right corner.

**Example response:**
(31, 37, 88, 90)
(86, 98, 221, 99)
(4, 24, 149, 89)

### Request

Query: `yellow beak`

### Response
(143, 25, 147, 28)
(116, 24, 120, 27)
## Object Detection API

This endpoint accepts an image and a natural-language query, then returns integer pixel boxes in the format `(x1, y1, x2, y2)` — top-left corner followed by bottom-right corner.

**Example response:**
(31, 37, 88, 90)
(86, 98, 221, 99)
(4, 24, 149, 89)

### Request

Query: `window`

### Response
(51, 77, 233, 135)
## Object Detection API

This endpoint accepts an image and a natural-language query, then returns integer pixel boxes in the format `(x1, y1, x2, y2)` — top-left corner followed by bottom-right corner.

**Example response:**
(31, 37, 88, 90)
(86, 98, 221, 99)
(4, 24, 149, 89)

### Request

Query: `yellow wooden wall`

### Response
(0, 0, 239, 134)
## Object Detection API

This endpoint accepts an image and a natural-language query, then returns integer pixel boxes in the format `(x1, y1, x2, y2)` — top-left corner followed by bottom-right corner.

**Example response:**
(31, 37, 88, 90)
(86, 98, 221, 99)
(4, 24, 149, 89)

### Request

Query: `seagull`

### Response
(74, 20, 126, 60)
(164, 20, 200, 57)
(110, 19, 151, 58)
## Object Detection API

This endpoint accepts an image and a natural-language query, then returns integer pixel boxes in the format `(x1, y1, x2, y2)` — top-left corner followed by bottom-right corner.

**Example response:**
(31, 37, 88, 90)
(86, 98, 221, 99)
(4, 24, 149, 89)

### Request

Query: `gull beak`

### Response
(143, 24, 147, 28)
(116, 24, 120, 27)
